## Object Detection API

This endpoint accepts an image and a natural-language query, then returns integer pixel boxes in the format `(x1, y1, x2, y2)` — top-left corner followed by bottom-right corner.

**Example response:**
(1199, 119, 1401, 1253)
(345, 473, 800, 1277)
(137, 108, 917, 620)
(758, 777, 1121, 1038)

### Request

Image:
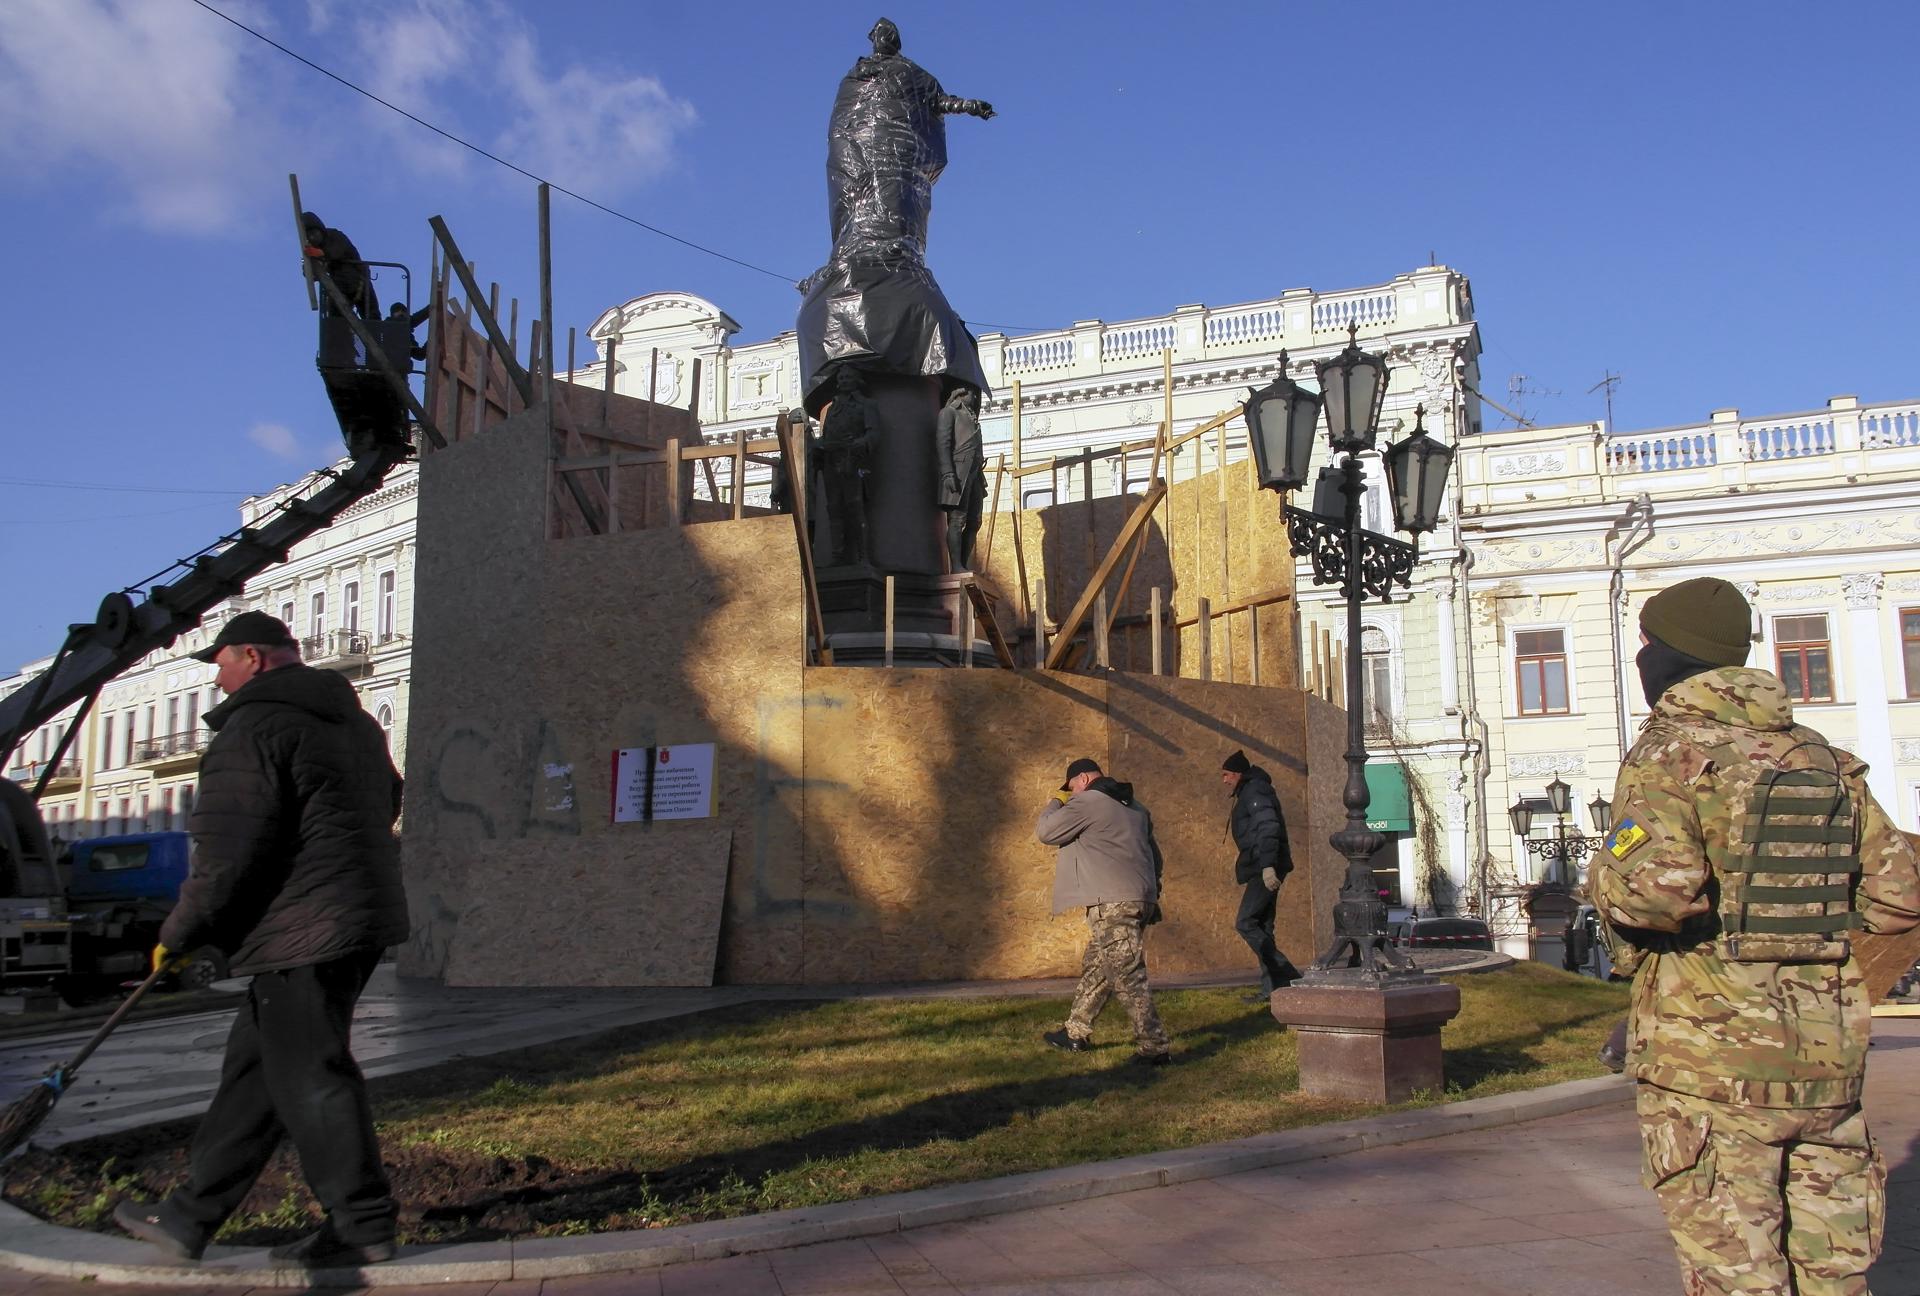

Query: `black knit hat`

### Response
(1640, 578, 1752, 667)
(1222, 749, 1251, 775)
(1060, 757, 1102, 791)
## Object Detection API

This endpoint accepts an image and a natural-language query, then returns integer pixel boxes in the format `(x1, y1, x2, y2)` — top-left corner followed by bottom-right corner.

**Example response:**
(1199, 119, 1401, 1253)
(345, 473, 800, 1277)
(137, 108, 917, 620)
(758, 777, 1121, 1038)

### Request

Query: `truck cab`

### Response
(61, 831, 224, 990)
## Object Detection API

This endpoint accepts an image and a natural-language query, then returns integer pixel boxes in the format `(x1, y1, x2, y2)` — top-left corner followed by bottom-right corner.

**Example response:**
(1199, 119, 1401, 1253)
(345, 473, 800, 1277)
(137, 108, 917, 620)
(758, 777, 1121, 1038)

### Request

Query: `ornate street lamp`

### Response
(1587, 793, 1613, 835)
(1251, 322, 1452, 981)
(1511, 782, 1605, 886)
(1244, 352, 1322, 493)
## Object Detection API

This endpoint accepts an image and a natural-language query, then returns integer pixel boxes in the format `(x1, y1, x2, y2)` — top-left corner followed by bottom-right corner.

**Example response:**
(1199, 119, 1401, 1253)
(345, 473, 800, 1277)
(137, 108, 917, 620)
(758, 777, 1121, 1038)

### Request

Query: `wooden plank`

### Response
(965, 581, 1017, 670)
(979, 453, 1005, 573)
(777, 412, 832, 665)
(1100, 422, 1166, 648)
(1150, 587, 1164, 676)
(1093, 591, 1109, 669)
(1032, 579, 1046, 668)
(429, 216, 533, 405)
(732, 431, 747, 520)
(1012, 381, 1029, 619)
(290, 174, 318, 310)
(1198, 596, 1212, 682)
(884, 575, 896, 668)
(666, 437, 683, 527)
(960, 595, 973, 669)
(538, 183, 555, 461)
(1250, 605, 1262, 686)
(1042, 480, 1168, 671)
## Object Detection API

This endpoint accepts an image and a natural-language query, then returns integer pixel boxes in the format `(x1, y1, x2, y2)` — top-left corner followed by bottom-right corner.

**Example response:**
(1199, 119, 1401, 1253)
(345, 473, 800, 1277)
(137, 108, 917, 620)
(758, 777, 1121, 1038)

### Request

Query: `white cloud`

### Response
(0, 0, 697, 238)
(0, 0, 280, 234)
(495, 30, 697, 193)
(247, 422, 304, 459)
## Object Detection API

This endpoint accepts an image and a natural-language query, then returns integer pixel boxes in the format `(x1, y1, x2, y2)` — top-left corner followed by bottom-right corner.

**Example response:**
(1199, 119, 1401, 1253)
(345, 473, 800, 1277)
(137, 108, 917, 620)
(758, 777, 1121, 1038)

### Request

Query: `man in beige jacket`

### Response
(1036, 758, 1171, 1065)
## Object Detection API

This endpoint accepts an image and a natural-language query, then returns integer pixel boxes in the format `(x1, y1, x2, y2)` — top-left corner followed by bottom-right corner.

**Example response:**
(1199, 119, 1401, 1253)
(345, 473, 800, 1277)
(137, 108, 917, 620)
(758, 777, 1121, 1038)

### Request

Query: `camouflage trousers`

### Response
(1064, 901, 1170, 1055)
(1637, 1084, 1884, 1296)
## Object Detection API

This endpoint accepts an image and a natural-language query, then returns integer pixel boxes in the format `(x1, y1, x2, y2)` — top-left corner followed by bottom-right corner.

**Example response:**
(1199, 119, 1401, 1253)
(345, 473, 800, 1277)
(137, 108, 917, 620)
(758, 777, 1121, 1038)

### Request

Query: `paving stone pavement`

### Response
(6, 1011, 1915, 1294)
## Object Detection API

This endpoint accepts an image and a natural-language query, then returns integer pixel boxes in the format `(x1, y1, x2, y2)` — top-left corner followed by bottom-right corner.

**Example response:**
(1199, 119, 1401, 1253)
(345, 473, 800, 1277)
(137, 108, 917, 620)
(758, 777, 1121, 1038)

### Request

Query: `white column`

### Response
(1436, 577, 1460, 714)
(1445, 772, 1469, 916)
(1843, 574, 1897, 809)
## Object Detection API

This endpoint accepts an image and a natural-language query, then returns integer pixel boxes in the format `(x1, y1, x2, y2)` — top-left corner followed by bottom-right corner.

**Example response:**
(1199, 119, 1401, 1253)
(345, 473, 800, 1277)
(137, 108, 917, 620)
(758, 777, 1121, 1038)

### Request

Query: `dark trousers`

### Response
(1234, 877, 1300, 993)
(162, 950, 394, 1246)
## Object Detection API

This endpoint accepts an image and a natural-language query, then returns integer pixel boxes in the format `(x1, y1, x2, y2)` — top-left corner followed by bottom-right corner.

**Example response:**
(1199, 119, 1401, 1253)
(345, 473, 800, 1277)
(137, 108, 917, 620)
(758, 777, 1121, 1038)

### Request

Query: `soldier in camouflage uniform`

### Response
(1592, 577, 1920, 1296)
(1036, 758, 1172, 1065)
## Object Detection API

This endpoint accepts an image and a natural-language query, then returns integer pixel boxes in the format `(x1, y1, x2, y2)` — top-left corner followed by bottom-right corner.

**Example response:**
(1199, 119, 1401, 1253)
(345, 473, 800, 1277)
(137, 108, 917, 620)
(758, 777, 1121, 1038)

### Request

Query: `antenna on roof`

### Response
(1588, 370, 1622, 433)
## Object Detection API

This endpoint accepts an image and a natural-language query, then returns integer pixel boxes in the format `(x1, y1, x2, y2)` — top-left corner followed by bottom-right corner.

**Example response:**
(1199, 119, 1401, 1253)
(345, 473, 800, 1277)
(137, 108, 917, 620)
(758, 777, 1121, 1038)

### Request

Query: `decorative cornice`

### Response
(1507, 752, 1587, 778)
(1841, 572, 1884, 610)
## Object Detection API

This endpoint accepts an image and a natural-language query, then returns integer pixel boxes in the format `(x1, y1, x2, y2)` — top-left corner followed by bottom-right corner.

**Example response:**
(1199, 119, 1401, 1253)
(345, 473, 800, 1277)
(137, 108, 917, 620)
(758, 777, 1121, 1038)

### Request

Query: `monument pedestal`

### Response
(816, 567, 998, 667)
(1270, 975, 1463, 1104)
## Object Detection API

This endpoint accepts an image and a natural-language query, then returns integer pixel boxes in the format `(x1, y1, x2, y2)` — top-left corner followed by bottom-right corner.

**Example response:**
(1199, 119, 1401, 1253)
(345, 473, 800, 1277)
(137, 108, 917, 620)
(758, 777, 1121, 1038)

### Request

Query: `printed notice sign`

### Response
(612, 743, 717, 823)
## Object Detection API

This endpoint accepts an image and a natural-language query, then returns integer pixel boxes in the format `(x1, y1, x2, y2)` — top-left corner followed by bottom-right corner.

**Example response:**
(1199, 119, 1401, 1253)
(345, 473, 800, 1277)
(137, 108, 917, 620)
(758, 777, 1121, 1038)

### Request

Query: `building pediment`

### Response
(589, 292, 740, 346)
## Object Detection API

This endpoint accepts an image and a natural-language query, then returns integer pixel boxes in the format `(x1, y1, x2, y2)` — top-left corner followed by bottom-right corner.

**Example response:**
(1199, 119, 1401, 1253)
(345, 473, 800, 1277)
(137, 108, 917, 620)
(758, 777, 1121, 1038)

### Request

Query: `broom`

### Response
(0, 964, 167, 1159)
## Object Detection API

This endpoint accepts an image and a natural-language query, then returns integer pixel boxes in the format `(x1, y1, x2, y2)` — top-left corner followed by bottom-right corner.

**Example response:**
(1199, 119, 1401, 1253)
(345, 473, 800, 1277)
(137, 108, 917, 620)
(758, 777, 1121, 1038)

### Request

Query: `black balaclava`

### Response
(1636, 634, 1718, 708)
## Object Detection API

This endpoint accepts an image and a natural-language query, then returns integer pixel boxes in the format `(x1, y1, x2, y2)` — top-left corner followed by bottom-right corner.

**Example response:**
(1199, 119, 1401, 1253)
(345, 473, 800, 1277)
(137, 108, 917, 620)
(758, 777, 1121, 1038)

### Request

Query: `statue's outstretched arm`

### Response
(937, 94, 995, 120)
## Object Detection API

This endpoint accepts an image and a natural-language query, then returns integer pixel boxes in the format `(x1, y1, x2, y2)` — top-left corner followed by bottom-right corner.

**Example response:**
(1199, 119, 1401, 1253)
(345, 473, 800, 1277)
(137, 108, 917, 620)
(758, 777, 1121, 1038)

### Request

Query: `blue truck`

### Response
(57, 832, 224, 994)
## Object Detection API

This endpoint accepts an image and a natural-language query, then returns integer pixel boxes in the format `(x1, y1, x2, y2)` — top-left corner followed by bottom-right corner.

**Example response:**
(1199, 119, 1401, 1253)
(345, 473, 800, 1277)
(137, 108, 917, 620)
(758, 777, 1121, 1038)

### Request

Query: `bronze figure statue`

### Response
(936, 385, 986, 570)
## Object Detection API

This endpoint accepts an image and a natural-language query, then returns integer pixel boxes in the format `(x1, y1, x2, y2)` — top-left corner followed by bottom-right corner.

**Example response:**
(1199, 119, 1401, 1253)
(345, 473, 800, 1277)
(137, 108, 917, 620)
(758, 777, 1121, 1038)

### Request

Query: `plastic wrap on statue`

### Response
(797, 19, 992, 414)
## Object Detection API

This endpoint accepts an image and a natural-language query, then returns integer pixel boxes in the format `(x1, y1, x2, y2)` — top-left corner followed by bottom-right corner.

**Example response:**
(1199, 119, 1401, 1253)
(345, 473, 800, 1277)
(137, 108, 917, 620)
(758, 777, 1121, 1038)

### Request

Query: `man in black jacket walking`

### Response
(114, 612, 409, 1269)
(1222, 750, 1300, 1000)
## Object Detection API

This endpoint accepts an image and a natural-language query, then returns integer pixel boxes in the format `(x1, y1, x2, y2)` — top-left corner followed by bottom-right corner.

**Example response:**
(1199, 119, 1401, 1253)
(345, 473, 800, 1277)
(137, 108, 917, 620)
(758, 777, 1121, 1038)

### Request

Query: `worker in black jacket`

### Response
(1222, 749, 1301, 1000)
(114, 611, 409, 1270)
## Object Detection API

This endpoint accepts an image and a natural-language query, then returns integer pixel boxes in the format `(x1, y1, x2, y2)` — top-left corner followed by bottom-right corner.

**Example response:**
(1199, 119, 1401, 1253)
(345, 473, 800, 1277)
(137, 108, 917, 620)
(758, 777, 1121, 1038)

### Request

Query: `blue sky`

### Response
(1, 0, 1916, 673)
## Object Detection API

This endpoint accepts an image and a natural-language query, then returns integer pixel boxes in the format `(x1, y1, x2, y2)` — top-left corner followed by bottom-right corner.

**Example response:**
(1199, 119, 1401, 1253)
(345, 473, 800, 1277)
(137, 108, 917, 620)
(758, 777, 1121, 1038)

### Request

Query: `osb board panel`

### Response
(1102, 673, 1317, 974)
(797, 669, 1111, 982)
(442, 828, 731, 986)
(536, 518, 807, 985)
(972, 457, 1295, 688)
(400, 412, 550, 978)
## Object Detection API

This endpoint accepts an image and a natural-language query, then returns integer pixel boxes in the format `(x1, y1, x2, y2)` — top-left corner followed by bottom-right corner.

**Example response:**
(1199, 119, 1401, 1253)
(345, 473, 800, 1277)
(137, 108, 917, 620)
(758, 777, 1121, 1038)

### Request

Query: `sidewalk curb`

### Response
(0, 1072, 1631, 1288)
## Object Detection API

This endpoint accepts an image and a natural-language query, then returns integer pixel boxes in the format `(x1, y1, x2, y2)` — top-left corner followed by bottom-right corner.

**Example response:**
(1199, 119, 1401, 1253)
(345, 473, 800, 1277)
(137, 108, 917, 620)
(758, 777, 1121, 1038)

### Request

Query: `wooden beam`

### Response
(1197, 597, 1212, 681)
(1032, 579, 1047, 668)
(884, 574, 896, 668)
(777, 413, 832, 665)
(965, 581, 1017, 669)
(538, 183, 555, 462)
(979, 453, 1005, 573)
(1150, 587, 1164, 675)
(289, 174, 317, 310)
(1042, 480, 1168, 671)
(1175, 585, 1291, 627)
(732, 430, 746, 521)
(429, 216, 533, 406)
(1011, 380, 1029, 620)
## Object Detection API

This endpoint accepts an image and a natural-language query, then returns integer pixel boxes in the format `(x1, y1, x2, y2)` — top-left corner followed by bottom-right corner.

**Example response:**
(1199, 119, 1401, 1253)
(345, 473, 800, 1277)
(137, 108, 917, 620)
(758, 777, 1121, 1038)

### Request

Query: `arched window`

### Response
(376, 703, 395, 752)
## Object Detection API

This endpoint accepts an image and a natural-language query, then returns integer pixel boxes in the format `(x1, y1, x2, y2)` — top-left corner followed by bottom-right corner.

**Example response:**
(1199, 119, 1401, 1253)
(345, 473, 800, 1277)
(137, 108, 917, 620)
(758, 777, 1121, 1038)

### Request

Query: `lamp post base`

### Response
(1270, 978, 1463, 1104)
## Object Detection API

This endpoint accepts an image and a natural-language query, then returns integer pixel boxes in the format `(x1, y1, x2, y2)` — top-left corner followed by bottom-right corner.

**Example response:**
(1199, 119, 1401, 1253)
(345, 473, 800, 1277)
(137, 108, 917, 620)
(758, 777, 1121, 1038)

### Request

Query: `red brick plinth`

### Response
(1270, 978, 1463, 1104)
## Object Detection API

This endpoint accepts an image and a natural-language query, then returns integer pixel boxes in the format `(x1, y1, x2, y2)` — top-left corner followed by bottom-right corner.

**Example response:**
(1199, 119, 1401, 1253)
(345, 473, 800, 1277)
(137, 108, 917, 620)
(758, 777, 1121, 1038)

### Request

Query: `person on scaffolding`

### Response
(301, 212, 377, 321)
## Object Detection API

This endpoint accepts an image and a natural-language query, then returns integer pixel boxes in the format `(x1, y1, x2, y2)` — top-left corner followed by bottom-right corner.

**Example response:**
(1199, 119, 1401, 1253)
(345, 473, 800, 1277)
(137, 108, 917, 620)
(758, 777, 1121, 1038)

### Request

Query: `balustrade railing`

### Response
(1312, 290, 1396, 333)
(1002, 335, 1074, 374)
(1606, 432, 1717, 473)
(1202, 305, 1285, 348)
(1863, 404, 1920, 447)
(134, 731, 208, 762)
(302, 630, 371, 660)
(1742, 417, 1834, 461)
(1100, 321, 1175, 362)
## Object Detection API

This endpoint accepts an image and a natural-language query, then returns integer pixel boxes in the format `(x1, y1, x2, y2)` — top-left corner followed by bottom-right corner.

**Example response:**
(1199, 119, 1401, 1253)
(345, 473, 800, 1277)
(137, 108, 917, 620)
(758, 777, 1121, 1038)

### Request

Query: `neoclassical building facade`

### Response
(3, 462, 418, 841)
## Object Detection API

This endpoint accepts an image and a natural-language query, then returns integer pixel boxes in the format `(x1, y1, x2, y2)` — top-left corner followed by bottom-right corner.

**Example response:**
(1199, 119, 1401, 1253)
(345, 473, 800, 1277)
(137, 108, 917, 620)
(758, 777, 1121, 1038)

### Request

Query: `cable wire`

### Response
(186, 0, 799, 284)
(187, 0, 1073, 334)
(0, 477, 254, 497)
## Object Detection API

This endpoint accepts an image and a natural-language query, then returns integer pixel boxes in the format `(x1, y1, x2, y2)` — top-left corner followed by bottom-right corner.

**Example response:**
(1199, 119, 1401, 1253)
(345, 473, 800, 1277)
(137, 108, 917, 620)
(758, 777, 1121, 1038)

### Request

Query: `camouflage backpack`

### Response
(1707, 735, 1861, 963)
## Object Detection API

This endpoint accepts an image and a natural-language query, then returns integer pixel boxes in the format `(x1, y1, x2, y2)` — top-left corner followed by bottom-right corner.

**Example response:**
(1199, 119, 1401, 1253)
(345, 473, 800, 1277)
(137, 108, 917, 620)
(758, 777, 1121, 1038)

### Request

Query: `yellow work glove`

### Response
(1051, 789, 1072, 805)
(151, 944, 193, 976)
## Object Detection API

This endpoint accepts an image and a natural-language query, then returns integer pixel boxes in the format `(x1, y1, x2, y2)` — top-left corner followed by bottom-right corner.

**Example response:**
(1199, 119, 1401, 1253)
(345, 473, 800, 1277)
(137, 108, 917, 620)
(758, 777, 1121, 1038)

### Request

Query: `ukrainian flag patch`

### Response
(1607, 818, 1649, 859)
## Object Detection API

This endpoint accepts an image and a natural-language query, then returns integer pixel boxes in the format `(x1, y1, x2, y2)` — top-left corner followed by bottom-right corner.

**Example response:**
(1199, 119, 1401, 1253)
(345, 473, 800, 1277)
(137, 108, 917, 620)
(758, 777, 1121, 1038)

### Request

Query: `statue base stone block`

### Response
(817, 568, 997, 667)
(1269, 976, 1463, 1105)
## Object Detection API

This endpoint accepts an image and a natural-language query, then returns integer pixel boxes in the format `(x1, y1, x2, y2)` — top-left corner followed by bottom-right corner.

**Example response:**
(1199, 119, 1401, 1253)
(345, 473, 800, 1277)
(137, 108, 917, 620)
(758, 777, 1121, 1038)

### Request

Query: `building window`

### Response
(377, 571, 396, 642)
(1903, 608, 1920, 699)
(1514, 629, 1570, 715)
(185, 691, 199, 727)
(180, 785, 195, 823)
(1360, 626, 1393, 735)
(166, 696, 180, 737)
(279, 600, 295, 631)
(1022, 488, 1054, 510)
(343, 581, 361, 635)
(376, 703, 395, 752)
(162, 787, 175, 829)
(1774, 614, 1833, 703)
(310, 591, 326, 642)
(122, 711, 136, 766)
(100, 714, 115, 768)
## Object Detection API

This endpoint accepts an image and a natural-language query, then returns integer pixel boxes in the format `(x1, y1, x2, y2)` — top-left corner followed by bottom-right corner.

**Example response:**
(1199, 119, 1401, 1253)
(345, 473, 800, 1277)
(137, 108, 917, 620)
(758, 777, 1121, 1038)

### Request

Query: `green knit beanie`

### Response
(1640, 578, 1752, 667)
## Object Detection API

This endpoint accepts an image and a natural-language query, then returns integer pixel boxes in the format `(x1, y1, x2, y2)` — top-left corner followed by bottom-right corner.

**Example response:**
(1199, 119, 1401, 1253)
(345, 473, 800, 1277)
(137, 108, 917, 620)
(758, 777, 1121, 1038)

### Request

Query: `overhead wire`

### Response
(185, 0, 1070, 334)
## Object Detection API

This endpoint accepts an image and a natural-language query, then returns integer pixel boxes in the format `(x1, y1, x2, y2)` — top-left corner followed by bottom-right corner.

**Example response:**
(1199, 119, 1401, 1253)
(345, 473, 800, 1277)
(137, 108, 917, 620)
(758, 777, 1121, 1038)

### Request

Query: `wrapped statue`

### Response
(796, 18, 993, 414)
